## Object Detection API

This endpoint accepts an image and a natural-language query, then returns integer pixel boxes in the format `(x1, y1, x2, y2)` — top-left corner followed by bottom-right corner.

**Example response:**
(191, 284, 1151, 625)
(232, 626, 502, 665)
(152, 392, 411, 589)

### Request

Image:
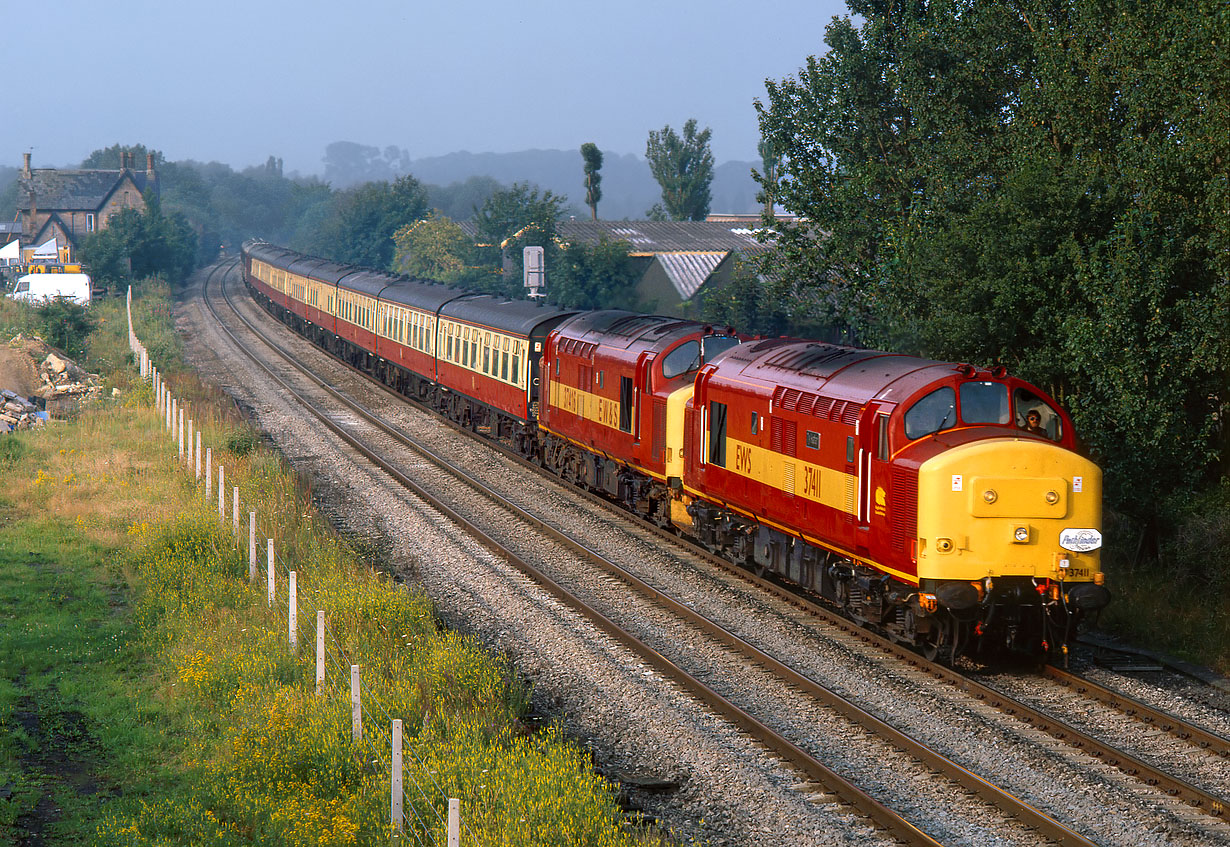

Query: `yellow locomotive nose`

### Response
(915, 439, 1102, 584)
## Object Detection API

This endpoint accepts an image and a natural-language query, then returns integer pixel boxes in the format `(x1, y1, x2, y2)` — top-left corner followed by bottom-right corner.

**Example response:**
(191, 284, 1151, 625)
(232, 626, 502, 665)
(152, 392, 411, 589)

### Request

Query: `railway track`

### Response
(196, 260, 1230, 845)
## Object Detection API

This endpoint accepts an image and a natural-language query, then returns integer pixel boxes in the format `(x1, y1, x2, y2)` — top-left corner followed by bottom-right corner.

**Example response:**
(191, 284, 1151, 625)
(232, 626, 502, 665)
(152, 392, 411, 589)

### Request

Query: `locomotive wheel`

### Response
(919, 617, 954, 664)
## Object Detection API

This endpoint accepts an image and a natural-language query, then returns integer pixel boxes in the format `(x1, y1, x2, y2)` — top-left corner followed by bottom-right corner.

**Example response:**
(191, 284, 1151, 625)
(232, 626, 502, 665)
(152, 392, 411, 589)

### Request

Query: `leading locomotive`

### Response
(242, 240, 1109, 663)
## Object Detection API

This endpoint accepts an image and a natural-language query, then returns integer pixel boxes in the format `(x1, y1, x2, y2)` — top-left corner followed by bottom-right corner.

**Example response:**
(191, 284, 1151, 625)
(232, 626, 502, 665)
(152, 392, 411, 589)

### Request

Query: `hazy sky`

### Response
(5, 1, 851, 176)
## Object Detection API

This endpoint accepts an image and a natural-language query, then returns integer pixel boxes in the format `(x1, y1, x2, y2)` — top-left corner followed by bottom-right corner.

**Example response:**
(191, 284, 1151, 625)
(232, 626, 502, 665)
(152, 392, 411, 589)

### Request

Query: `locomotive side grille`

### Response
(783, 461, 796, 497)
(652, 400, 667, 461)
(771, 417, 784, 452)
(845, 475, 856, 515)
(840, 402, 863, 425)
(891, 466, 919, 551)
(774, 386, 801, 410)
(814, 397, 834, 418)
(782, 419, 798, 457)
(797, 392, 818, 415)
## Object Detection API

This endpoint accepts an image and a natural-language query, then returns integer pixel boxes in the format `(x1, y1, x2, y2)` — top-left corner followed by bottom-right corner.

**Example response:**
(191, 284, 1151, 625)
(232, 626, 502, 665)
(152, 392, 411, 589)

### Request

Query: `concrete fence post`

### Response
(351, 665, 361, 741)
(195, 432, 202, 481)
(288, 571, 298, 651)
(392, 719, 404, 835)
(316, 611, 325, 695)
(267, 539, 275, 608)
(232, 486, 239, 538)
(205, 449, 212, 501)
(249, 512, 256, 582)
(218, 465, 225, 518)
(178, 408, 184, 458)
(448, 798, 460, 847)
(187, 419, 193, 464)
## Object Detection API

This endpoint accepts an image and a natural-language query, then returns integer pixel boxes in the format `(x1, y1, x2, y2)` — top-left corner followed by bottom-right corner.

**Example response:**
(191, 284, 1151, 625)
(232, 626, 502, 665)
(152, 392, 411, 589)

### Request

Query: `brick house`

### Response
(13, 152, 158, 263)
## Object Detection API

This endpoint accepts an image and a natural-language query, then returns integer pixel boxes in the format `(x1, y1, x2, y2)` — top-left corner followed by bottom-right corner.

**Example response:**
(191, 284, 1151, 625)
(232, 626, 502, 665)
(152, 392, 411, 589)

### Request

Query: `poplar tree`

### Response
(645, 119, 714, 221)
(580, 143, 603, 221)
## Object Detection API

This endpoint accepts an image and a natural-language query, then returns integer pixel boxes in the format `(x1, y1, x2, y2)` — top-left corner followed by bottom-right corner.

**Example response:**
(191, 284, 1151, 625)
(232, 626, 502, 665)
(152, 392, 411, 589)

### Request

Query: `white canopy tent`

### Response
(0, 240, 18, 266)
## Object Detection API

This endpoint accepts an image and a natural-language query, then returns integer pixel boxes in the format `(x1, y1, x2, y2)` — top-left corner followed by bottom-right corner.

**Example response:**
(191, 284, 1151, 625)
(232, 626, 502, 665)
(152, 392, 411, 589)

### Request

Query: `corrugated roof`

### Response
(560, 220, 770, 254)
(655, 252, 727, 300)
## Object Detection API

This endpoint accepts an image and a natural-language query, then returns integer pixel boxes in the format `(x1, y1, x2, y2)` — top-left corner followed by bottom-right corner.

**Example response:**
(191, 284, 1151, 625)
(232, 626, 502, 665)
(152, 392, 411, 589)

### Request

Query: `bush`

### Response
(38, 297, 98, 357)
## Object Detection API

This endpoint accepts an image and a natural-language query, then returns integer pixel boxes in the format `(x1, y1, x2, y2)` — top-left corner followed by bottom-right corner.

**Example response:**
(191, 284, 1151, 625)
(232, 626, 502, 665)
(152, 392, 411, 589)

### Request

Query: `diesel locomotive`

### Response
(243, 240, 1109, 662)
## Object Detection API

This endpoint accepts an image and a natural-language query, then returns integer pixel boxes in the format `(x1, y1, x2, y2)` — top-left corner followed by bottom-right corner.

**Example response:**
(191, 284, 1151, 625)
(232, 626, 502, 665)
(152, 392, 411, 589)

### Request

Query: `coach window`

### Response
(501, 338, 510, 381)
(904, 386, 957, 439)
(708, 401, 728, 467)
(512, 344, 522, 385)
(483, 336, 491, 374)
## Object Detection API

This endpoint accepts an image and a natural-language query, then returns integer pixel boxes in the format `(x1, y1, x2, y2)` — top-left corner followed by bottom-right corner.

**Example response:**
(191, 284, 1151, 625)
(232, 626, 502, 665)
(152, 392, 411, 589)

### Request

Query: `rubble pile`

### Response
(0, 389, 45, 432)
(37, 351, 104, 405)
(0, 335, 104, 429)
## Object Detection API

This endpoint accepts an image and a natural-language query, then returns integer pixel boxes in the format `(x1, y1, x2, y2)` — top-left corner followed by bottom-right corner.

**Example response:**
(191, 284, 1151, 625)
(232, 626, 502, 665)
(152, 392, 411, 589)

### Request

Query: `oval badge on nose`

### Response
(1060, 528, 1102, 552)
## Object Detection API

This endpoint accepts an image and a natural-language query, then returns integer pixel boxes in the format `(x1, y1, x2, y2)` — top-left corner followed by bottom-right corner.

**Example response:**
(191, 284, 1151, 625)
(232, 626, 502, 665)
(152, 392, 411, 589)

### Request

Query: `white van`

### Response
(10, 273, 92, 306)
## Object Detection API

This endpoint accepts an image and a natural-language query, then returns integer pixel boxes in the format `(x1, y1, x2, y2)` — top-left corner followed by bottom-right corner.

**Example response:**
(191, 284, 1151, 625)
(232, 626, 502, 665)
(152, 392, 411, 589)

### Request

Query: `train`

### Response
(241, 240, 1109, 663)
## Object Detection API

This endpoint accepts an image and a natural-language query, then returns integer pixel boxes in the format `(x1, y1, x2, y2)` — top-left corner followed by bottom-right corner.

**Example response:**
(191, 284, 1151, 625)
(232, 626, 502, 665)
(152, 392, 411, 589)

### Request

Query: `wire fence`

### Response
(127, 285, 469, 844)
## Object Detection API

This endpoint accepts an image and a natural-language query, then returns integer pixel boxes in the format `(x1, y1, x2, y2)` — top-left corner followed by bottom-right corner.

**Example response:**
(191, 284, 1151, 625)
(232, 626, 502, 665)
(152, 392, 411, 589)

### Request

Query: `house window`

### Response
(86, 213, 95, 232)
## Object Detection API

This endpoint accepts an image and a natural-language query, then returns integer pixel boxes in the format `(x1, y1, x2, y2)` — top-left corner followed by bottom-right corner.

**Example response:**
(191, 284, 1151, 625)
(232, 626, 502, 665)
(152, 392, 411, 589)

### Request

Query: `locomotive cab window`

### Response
(662, 341, 701, 379)
(960, 381, 1009, 425)
(1014, 388, 1062, 440)
(904, 386, 957, 439)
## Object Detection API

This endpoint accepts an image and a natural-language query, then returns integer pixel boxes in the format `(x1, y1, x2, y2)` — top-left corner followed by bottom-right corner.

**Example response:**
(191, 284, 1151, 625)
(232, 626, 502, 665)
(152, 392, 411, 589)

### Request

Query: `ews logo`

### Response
(735, 443, 753, 474)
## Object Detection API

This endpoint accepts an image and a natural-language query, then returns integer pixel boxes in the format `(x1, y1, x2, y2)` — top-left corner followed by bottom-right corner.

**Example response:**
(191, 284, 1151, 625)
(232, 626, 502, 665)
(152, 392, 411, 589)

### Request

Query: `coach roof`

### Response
(441, 294, 575, 337)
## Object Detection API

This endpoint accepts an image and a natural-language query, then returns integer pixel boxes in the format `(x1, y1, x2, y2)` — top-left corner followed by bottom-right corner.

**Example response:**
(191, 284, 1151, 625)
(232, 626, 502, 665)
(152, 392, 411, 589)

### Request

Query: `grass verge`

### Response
(0, 283, 662, 846)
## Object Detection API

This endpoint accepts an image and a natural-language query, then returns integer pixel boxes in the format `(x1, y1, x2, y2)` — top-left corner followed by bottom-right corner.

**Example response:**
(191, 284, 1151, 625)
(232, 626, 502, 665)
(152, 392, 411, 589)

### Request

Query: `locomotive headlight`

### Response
(982, 489, 998, 504)
(1044, 490, 1060, 505)
(1013, 525, 1030, 543)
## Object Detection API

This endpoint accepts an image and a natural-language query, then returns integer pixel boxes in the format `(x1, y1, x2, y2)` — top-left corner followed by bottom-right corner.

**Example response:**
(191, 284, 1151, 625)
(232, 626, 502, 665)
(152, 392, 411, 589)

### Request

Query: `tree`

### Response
(80, 143, 162, 169)
(302, 175, 429, 268)
(471, 183, 568, 297)
(754, 0, 1230, 527)
(580, 143, 603, 220)
(78, 196, 197, 289)
(755, 139, 781, 218)
(547, 237, 639, 311)
(392, 213, 485, 285)
(645, 119, 714, 221)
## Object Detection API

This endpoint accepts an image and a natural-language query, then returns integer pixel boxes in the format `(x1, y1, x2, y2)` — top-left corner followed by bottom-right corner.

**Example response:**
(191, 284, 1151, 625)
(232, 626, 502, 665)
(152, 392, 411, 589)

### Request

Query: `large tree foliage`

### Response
(645, 119, 715, 221)
(301, 175, 429, 268)
(391, 213, 491, 288)
(756, 0, 1230, 522)
(471, 183, 568, 298)
(78, 197, 197, 288)
(580, 143, 603, 220)
(547, 237, 639, 311)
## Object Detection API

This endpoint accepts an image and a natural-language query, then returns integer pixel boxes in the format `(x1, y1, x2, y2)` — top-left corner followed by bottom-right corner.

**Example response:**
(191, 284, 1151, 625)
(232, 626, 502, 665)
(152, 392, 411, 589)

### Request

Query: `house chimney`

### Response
(146, 153, 155, 177)
(22, 152, 30, 178)
(120, 151, 128, 169)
